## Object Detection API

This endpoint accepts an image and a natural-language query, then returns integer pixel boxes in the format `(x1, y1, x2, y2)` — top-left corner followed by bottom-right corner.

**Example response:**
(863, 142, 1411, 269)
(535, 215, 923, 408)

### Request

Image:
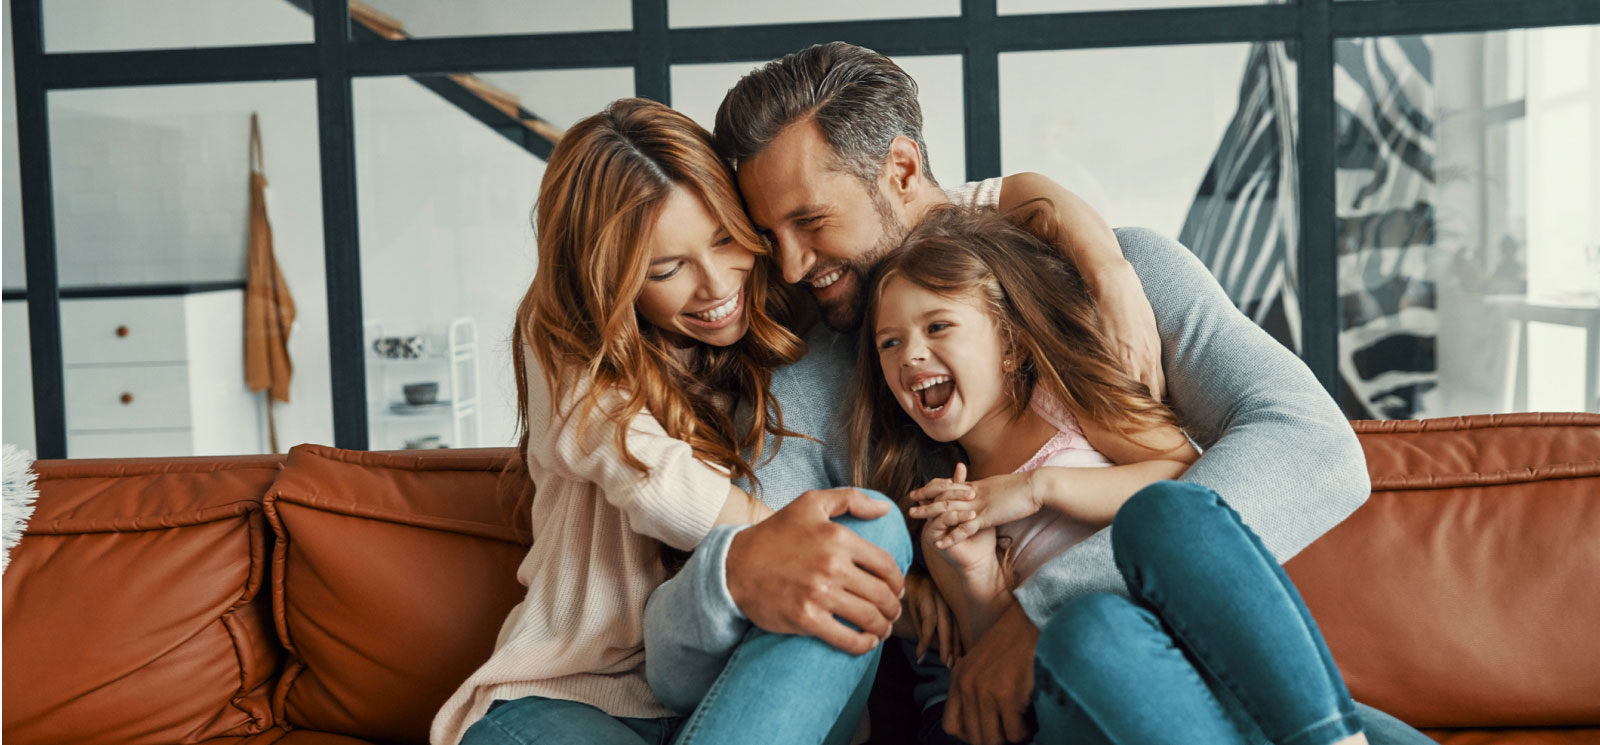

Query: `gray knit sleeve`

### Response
(1013, 227, 1371, 627)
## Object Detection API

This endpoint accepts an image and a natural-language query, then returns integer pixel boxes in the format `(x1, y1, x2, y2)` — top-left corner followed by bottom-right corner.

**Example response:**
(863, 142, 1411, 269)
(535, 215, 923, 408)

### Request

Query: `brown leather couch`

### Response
(4, 413, 1598, 745)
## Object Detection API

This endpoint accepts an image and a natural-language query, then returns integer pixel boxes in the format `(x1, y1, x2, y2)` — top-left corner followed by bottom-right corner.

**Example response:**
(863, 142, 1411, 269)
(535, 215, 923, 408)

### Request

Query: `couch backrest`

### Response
(1286, 413, 1600, 728)
(8, 413, 1598, 742)
(2, 455, 284, 745)
(265, 445, 532, 744)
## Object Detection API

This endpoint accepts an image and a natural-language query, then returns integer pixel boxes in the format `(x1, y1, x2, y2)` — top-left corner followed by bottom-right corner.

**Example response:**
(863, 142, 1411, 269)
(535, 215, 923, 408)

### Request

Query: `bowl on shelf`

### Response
(403, 382, 439, 405)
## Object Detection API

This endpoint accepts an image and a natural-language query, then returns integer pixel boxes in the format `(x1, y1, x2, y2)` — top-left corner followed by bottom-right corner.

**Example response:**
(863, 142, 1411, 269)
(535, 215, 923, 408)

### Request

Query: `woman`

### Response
(431, 98, 907, 745)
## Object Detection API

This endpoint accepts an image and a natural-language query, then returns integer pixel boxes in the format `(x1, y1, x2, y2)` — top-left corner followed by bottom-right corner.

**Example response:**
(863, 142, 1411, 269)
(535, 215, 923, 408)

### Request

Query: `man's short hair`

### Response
(713, 41, 935, 186)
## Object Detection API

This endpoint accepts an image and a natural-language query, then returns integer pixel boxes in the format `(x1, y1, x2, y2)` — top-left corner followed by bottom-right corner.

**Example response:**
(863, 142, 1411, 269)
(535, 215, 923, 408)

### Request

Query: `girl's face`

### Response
(636, 185, 756, 347)
(873, 276, 1014, 443)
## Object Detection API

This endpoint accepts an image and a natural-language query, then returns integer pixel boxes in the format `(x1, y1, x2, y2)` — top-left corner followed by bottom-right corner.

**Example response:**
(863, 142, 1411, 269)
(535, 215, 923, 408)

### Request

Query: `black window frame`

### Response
(11, 0, 1600, 457)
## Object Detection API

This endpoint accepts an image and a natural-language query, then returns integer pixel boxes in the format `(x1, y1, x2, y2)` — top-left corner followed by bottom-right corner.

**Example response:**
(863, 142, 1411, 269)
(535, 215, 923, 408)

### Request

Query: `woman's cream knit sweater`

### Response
(430, 354, 731, 745)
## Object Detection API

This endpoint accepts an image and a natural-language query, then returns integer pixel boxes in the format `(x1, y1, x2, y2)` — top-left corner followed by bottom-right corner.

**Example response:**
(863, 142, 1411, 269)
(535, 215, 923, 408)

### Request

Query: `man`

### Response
(646, 42, 1429, 745)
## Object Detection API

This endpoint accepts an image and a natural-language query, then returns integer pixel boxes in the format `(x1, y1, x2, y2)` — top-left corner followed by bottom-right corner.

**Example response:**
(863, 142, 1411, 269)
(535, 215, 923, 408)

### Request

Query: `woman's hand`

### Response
(908, 464, 1042, 550)
(905, 571, 962, 667)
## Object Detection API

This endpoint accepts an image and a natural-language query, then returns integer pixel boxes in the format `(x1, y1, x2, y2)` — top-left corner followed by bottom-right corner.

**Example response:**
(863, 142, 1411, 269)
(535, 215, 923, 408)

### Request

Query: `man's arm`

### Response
(643, 488, 905, 714)
(998, 172, 1165, 398)
(1012, 226, 1370, 624)
(644, 526, 752, 715)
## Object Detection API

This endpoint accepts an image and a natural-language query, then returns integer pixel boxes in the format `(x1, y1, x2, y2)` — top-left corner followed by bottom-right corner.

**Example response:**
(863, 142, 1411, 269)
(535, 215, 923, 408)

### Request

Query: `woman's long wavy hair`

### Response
(511, 98, 804, 511)
(848, 205, 1175, 507)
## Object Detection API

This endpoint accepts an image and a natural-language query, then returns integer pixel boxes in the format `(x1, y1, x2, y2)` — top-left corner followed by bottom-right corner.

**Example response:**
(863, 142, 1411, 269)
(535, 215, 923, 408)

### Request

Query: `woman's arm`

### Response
(528, 362, 733, 550)
(998, 172, 1165, 398)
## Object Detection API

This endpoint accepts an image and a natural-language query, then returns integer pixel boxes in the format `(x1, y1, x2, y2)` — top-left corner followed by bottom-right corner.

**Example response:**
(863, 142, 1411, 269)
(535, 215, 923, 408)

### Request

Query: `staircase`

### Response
(285, 0, 564, 159)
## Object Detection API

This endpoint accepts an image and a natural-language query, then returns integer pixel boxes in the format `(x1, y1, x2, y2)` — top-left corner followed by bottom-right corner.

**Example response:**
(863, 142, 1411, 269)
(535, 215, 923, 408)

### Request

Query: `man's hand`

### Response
(725, 487, 905, 655)
(1090, 258, 1165, 399)
(946, 602, 1039, 745)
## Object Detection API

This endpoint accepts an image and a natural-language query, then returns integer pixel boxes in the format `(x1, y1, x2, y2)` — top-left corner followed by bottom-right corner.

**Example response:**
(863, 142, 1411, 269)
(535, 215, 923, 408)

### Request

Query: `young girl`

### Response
(431, 99, 806, 745)
(852, 206, 1369, 745)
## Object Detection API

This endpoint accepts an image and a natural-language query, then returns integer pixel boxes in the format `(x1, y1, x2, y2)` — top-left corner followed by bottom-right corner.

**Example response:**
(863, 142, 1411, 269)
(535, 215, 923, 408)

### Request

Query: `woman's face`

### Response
(636, 185, 756, 347)
(873, 276, 1014, 444)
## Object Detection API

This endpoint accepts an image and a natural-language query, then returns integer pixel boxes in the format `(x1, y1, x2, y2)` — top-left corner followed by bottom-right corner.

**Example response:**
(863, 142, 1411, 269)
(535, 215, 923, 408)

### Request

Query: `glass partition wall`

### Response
(9, 0, 1599, 458)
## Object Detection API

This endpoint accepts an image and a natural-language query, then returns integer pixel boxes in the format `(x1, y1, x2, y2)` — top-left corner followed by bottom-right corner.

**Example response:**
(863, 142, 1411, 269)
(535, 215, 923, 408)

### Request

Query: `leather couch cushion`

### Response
(1424, 729, 1600, 745)
(266, 445, 531, 743)
(205, 727, 378, 745)
(2, 456, 282, 745)
(1287, 414, 1600, 728)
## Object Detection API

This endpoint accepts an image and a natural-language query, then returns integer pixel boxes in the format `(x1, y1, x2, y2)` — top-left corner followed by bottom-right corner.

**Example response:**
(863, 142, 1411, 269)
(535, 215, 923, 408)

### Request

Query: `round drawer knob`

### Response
(115, 325, 130, 338)
(120, 393, 134, 405)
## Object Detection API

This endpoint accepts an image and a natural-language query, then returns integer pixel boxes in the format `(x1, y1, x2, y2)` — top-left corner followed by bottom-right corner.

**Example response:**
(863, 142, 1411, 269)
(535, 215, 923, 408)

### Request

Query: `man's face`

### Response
(737, 119, 906, 331)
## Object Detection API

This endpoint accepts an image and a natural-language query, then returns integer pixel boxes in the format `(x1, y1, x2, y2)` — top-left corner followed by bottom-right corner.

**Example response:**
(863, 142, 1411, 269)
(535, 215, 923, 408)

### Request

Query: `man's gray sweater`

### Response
(642, 226, 1371, 715)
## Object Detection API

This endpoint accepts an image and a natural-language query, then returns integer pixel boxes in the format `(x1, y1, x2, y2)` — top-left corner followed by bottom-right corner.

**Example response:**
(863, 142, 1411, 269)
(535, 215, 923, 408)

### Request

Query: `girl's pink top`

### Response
(996, 391, 1113, 585)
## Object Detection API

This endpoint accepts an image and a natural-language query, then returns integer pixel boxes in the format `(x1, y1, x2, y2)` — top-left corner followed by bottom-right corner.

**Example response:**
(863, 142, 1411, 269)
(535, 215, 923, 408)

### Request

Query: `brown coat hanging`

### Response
(243, 112, 296, 453)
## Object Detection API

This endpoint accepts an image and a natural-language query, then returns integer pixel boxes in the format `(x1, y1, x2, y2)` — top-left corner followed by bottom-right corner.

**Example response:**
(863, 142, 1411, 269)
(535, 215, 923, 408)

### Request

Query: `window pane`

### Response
(1002, 43, 1300, 345)
(671, 54, 966, 187)
(355, 0, 630, 38)
(47, 81, 333, 456)
(670, 0, 958, 28)
(44, 0, 313, 53)
(5, 12, 24, 293)
(1338, 27, 1600, 419)
(354, 69, 632, 450)
(3, 301, 35, 454)
(1000, 0, 1275, 13)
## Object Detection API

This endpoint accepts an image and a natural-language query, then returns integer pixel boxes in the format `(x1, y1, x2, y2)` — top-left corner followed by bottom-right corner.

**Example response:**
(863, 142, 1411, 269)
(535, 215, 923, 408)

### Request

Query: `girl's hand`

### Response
(908, 464, 1043, 550)
(905, 572, 962, 667)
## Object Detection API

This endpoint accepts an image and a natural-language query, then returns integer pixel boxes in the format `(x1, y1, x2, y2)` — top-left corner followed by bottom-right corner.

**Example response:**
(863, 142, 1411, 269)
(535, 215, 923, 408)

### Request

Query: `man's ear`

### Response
(881, 135, 926, 203)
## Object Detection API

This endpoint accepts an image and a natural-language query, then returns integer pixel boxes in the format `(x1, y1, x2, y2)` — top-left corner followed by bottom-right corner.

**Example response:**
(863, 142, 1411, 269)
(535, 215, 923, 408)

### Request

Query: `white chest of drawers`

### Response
(5, 288, 265, 458)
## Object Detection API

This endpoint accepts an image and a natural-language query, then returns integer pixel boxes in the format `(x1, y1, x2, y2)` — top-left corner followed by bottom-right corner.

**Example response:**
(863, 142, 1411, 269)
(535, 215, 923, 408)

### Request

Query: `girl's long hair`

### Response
(848, 205, 1175, 507)
(511, 98, 803, 511)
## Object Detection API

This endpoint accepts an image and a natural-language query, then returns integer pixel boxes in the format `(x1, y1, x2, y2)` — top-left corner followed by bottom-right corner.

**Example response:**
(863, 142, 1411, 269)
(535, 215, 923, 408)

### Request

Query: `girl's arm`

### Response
(912, 424, 1198, 546)
(920, 520, 1012, 653)
(1053, 416, 1199, 526)
(998, 172, 1165, 398)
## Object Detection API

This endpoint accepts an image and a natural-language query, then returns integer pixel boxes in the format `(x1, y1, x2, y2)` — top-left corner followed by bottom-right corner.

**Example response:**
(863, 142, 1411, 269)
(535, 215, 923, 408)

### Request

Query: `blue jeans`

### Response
(461, 492, 914, 745)
(1031, 481, 1364, 745)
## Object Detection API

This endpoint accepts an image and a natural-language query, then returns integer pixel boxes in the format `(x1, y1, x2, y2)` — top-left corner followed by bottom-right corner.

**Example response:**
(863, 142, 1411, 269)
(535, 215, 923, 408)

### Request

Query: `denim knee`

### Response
(1036, 593, 1153, 682)
(842, 488, 913, 573)
(1111, 481, 1222, 570)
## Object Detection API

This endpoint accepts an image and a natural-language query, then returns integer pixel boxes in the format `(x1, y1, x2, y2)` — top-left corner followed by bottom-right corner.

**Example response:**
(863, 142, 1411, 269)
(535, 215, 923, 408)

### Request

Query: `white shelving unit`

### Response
(365, 317, 483, 450)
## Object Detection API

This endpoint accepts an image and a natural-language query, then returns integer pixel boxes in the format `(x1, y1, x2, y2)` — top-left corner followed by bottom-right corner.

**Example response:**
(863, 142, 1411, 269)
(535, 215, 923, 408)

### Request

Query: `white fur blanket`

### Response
(2, 444, 39, 574)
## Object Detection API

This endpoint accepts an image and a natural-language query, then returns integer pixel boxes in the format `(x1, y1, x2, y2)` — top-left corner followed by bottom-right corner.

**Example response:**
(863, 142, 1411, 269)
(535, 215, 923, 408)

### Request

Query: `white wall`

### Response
(360, 0, 630, 35)
(353, 79, 538, 448)
(669, 0, 958, 28)
(4, 0, 25, 289)
(671, 55, 968, 188)
(40, 0, 311, 52)
(1000, 43, 1253, 236)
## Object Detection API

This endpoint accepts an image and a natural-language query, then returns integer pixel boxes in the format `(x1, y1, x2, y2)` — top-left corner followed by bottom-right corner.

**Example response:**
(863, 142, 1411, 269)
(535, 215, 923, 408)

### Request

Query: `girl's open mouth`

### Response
(910, 374, 956, 418)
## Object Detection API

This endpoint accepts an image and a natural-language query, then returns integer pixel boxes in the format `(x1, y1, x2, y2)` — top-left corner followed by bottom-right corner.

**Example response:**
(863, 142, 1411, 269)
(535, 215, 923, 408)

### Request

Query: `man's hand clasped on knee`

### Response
(725, 488, 905, 655)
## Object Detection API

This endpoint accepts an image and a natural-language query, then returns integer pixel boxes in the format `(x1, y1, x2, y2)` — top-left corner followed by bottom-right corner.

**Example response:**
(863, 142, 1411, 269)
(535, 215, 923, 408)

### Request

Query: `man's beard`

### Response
(818, 187, 908, 331)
